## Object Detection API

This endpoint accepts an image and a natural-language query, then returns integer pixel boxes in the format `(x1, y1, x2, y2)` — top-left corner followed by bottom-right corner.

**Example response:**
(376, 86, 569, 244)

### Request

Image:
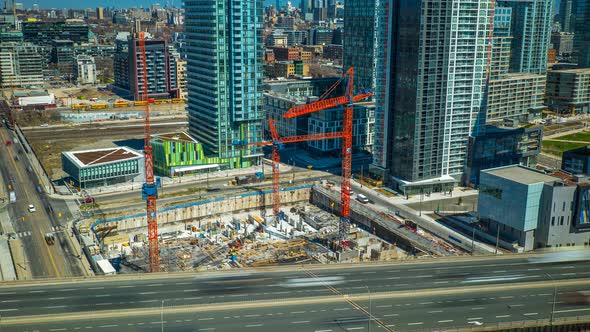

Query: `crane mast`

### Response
(285, 67, 373, 245)
(137, 32, 160, 272)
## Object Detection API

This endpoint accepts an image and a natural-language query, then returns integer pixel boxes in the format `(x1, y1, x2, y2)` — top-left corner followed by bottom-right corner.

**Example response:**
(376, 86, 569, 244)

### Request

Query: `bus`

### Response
(114, 101, 129, 108)
(90, 103, 108, 109)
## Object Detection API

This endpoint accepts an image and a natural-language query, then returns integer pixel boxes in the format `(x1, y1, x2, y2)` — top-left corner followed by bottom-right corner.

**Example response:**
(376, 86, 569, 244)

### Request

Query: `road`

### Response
(0, 126, 83, 279)
(1, 255, 589, 331)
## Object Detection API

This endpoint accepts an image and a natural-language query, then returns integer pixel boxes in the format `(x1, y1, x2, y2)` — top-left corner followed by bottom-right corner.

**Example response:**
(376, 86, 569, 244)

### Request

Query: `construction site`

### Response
(66, 59, 466, 275)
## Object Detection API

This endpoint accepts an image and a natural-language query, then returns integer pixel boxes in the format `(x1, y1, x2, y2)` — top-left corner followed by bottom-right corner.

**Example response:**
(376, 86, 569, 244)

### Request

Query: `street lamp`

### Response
(546, 273, 557, 326)
(365, 285, 371, 332)
(161, 300, 164, 332)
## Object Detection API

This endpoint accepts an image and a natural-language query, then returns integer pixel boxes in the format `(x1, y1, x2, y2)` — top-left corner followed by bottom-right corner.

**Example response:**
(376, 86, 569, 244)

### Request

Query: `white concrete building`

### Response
(73, 55, 97, 85)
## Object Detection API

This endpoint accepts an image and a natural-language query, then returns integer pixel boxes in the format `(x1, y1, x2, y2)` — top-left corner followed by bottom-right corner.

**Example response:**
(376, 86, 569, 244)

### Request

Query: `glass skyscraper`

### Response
(371, 0, 494, 194)
(496, 0, 553, 74)
(574, 0, 590, 67)
(183, 0, 264, 169)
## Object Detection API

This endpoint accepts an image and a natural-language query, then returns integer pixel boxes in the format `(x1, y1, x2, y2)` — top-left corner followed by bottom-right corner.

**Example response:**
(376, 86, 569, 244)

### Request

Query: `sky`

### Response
(19, 0, 286, 9)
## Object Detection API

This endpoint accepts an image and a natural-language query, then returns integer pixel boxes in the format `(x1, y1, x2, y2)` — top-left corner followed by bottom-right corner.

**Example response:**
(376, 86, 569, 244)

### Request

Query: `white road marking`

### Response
(383, 314, 398, 317)
(376, 305, 392, 308)
(434, 281, 449, 284)
(496, 315, 510, 318)
(509, 304, 524, 307)
(88, 287, 104, 290)
(139, 292, 157, 295)
(98, 325, 118, 328)
(428, 310, 443, 313)
(198, 318, 214, 321)
(175, 282, 191, 285)
(147, 284, 163, 286)
(0, 292, 16, 295)
(334, 308, 350, 311)
(408, 322, 423, 326)
(95, 294, 110, 297)
(1, 300, 20, 303)
(244, 314, 260, 317)
(553, 307, 590, 314)
(291, 311, 306, 314)
(48, 297, 65, 300)
(29, 290, 45, 293)
(117, 285, 134, 288)
(199, 329, 216, 331)
(315, 330, 333, 332)
(183, 289, 200, 292)
(467, 317, 483, 320)
(416, 275, 433, 278)
(245, 324, 263, 327)
(139, 300, 157, 303)
(438, 320, 453, 323)
(347, 328, 365, 331)
(96, 303, 112, 306)
(292, 321, 310, 324)
(419, 302, 434, 305)
(44, 305, 67, 309)
(527, 268, 540, 271)
(0, 309, 18, 312)
(49, 328, 67, 331)
(362, 271, 376, 274)
(471, 307, 485, 310)
(523, 313, 538, 316)
(59, 289, 76, 292)
(561, 273, 576, 276)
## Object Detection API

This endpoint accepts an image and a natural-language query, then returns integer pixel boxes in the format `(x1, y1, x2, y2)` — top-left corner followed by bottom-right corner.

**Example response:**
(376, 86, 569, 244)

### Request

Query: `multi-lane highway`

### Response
(0, 126, 83, 279)
(1, 255, 589, 331)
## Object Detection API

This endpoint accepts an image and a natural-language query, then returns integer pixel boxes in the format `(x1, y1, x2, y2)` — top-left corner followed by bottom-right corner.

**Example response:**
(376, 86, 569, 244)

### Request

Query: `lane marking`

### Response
(139, 292, 157, 295)
(0, 292, 16, 295)
(49, 329, 67, 331)
(524, 313, 538, 316)
(45, 305, 67, 309)
(553, 307, 590, 314)
(49, 297, 66, 300)
(98, 325, 118, 328)
(376, 305, 392, 308)
(438, 320, 454, 323)
(198, 318, 214, 321)
(292, 321, 310, 324)
(245, 324, 263, 327)
(347, 328, 364, 331)
(467, 317, 483, 320)
(0, 309, 18, 312)
(117, 286, 134, 288)
(408, 322, 423, 325)
(496, 315, 510, 318)
(428, 310, 443, 313)
(147, 284, 163, 287)
(29, 290, 46, 293)
(88, 287, 104, 290)
(1, 300, 20, 303)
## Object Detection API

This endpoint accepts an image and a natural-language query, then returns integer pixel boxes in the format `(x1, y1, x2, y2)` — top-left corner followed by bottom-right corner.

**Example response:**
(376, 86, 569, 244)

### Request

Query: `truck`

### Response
(9, 191, 16, 203)
(235, 172, 264, 185)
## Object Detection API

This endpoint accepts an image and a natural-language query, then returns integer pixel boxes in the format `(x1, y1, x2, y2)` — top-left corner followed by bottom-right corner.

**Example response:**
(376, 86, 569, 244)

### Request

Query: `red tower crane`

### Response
(137, 32, 160, 272)
(285, 67, 373, 242)
(239, 119, 343, 219)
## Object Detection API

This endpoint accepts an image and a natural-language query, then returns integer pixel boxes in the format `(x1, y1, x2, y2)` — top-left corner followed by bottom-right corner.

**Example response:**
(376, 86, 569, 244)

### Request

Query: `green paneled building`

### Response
(152, 131, 228, 176)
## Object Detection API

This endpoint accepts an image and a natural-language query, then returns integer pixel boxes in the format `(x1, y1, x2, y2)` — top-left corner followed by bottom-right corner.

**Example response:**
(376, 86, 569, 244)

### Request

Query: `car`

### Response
(39, 123, 48, 127)
(44, 233, 55, 245)
(83, 197, 96, 204)
(356, 194, 369, 204)
(28, 204, 36, 213)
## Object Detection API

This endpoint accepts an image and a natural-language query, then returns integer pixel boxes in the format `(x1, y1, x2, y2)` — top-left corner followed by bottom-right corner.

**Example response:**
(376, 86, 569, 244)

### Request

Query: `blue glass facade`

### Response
(183, 0, 264, 169)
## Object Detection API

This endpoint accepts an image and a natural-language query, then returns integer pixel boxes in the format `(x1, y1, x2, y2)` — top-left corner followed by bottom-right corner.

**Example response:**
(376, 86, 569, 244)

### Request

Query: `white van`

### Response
(356, 194, 369, 204)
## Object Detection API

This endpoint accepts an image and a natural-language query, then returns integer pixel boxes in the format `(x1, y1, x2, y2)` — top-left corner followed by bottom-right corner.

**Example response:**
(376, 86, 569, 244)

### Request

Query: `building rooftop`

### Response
(484, 165, 557, 185)
(549, 68, 590, 75)
(64, 147, 142, 168)
(13, 91, 50, 97)
(153, 131, 198, 144)
(565, 145, 590, 156)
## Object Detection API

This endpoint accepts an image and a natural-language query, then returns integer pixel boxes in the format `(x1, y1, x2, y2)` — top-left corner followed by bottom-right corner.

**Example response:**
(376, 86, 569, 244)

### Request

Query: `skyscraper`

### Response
(184, 0, 264, 169)
(497, 0, 553, 74)
(574, 0, 590, 67)
(559, 0, 575, 33)
(342, 0, 378, 92)
(96, 6, 104, 20)
(371, 0, 493, 194)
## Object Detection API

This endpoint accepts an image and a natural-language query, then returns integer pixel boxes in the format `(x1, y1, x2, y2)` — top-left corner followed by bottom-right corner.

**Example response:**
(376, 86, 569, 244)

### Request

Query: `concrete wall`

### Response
(88, 186, 312, 237)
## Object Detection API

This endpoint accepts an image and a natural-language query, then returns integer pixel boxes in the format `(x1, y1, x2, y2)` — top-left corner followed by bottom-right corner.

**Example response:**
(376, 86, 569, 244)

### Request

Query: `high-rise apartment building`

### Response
(0, 42, 44, 88)
(559, 0, 575, 33)
(496, 0, 553, 74)
(113, 35, 179, 100)
(184, 0, 264, 169)
(371, 0, 494, 194)
(342, 0, 378, 91)
(574, 0, 590, 67)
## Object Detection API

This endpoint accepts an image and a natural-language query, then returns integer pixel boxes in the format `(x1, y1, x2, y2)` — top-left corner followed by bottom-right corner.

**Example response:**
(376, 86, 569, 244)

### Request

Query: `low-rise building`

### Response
(467, 121, 543, 185)
(61, 147, 144, 188)
(270, 46, 300, 61)
(323, 44, 343, 62)
(0, 42, 44, 88)
(73, 55, 96, 85)
(151, 131, 220, 177)
(478, 165, 590, 251)
(545, 68, 590, 115)
(562, 146, 590, 175)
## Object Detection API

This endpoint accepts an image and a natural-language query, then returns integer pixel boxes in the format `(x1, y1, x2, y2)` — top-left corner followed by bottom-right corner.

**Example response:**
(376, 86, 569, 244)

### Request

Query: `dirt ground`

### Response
(29, 135, 139, 181)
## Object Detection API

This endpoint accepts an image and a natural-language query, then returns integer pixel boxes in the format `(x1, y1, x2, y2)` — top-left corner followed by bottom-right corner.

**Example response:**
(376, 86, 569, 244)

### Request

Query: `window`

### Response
(551, 216, 555, 226)
(560, 216, 564, 225)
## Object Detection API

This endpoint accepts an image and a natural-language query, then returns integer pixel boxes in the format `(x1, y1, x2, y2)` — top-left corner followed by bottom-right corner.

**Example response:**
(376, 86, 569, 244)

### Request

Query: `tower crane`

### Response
(137, 32, 160, 272)
(285, 67, 373, 244)
(236, 119, 343, 219)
